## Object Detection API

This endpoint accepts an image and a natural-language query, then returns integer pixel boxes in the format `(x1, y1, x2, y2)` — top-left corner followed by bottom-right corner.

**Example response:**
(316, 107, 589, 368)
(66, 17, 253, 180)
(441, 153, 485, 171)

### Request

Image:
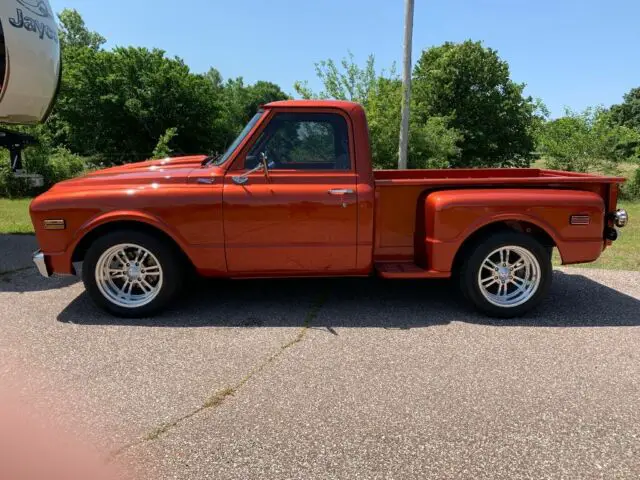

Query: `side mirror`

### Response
(232, 152, 273, 185)
(260, 152, 270, 181)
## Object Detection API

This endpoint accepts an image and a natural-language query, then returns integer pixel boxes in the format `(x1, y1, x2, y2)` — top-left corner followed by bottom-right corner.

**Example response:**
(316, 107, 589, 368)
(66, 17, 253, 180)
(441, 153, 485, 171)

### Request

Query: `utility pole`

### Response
(398, 0, 415, 169)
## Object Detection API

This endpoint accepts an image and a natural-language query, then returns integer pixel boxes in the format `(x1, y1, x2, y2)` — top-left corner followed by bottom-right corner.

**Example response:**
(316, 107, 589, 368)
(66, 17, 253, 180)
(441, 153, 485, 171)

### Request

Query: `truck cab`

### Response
(30, 100, 629, 318)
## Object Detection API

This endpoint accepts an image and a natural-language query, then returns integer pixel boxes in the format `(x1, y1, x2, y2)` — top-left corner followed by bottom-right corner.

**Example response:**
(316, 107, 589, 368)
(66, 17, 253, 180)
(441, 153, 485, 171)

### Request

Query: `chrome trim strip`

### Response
(32, 250, 51, 277)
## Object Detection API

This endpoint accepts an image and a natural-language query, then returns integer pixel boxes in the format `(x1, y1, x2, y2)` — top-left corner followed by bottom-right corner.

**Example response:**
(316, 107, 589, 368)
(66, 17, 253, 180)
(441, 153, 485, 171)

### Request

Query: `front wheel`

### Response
(82, 230, 184, 317)
(459, 231, 552, 318)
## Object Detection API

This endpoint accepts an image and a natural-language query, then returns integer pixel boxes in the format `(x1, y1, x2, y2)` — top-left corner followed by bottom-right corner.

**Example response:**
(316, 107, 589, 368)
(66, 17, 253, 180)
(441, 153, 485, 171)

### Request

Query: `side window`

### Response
(247, 113, 350, 170)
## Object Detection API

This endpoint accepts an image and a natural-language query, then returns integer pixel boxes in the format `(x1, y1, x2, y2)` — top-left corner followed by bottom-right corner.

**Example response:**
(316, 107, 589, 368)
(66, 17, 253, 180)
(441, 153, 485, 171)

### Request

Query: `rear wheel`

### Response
(458, 231, 552, 318)
(82, 230, 184, 317)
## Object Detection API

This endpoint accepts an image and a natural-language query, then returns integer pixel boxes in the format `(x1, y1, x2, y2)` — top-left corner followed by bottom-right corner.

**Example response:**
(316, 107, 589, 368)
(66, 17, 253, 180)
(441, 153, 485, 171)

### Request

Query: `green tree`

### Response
(205, 67, 224, 89)
(294, 52, 377, 108)
(413, 40, 537, 168)
(47, 43, 227, 164)
(57, 9, 105, 50)
(295, 53, 461, 169)
(610, 87, 640, 131)
(45, 9, 287, 165)
(152, 127, 179, 159)
(537, 107, 640, 172)
(219, 78, 289, 134)
(205, 73, 288, 151)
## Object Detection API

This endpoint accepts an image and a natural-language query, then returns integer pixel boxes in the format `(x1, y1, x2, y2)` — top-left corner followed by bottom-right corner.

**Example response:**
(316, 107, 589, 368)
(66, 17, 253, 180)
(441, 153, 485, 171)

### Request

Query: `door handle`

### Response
(232, 175, 249, 185)
(328, 188, 354, 195)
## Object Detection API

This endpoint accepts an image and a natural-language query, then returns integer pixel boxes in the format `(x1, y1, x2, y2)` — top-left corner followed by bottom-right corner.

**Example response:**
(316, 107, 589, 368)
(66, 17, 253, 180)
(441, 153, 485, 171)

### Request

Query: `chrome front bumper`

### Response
(33, 250, 51, 278)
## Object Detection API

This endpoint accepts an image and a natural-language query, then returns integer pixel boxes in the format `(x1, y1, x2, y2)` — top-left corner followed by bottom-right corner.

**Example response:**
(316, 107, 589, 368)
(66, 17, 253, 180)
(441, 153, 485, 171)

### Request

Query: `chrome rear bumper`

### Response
(612, 209, 629, 228)
(33, 250, 51, 278)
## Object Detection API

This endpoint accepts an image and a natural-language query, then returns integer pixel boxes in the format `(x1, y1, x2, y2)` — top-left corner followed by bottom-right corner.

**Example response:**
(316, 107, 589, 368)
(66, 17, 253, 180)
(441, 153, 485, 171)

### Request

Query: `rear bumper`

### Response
(33, 250, 51, 278)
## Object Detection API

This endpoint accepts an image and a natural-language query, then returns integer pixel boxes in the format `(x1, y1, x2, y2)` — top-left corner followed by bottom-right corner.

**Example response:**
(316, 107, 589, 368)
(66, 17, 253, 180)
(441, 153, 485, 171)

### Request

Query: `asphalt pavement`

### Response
(1, 234, 639, 479)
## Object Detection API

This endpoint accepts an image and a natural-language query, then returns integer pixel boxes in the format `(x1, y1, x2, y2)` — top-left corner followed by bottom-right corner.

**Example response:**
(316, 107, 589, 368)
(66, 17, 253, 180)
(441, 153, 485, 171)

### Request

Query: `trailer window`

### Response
(247, 112, 350, 171)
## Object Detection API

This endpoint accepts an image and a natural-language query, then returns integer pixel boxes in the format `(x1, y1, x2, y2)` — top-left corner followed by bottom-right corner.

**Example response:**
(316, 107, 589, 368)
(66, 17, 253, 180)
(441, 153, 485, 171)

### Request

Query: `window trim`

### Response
(229, 108, 356, 173)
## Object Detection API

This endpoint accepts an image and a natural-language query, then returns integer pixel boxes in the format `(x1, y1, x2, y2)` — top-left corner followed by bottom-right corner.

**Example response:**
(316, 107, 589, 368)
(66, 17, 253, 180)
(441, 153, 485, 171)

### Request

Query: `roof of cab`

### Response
(263, 99, 362, 111)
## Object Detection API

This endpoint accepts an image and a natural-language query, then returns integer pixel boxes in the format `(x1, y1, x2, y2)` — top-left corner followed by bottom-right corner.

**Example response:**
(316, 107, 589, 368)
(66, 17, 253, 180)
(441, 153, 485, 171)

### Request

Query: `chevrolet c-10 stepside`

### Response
(30, 100, 629, 318)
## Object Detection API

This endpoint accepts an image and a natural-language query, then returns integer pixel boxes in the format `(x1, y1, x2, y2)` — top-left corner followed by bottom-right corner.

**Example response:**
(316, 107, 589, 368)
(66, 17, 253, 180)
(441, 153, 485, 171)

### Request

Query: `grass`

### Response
(0, 198, 33, 234)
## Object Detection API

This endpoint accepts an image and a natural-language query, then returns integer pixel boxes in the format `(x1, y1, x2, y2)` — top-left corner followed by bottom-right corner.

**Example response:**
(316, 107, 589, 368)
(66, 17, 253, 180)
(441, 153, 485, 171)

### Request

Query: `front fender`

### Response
(40, 210, 192, 275)
(71, 210, 192, 256)
(424, 189, 605, 272)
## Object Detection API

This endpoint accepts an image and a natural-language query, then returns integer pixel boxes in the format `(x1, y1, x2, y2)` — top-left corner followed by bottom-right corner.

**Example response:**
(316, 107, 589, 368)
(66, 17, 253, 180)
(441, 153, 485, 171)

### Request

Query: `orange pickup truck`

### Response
(30, 100, 629, 318)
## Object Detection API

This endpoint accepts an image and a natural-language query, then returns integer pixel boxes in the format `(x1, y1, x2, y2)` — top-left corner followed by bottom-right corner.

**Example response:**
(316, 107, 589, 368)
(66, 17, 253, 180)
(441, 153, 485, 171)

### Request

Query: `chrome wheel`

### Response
(94, 243, 163, 309)
(477, 245, 541, 308)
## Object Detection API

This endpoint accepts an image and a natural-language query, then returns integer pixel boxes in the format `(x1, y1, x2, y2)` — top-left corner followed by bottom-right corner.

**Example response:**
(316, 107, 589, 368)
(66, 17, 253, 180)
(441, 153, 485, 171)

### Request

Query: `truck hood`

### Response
(50, 155, 211, 191)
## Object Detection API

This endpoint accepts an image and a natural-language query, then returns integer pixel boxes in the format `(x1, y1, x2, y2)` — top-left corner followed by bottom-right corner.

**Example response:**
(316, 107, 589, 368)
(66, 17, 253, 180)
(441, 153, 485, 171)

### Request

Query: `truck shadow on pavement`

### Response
(0, 269, 79, 291)
(56, 270, 640, 328)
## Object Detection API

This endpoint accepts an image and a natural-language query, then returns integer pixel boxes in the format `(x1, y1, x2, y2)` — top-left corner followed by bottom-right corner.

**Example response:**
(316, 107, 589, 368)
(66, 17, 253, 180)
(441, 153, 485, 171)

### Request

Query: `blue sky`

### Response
(50, 0, 640, 117)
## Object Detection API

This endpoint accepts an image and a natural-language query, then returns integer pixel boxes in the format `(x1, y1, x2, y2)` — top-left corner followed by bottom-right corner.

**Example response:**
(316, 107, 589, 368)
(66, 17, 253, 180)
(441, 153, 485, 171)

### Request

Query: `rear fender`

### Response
(424, 189, 606, 272)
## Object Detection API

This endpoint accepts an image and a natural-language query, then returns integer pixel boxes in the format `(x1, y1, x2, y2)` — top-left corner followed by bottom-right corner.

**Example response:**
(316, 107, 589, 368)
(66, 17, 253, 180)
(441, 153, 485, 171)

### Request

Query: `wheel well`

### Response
(71, 221, 193, 268)
(452, 221, 556, 274)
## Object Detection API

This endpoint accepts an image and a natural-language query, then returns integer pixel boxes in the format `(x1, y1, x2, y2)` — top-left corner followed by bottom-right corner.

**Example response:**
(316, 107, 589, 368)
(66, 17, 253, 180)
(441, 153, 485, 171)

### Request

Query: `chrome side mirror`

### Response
(260, 152, 270, 182)
(231, 152, 271, 185)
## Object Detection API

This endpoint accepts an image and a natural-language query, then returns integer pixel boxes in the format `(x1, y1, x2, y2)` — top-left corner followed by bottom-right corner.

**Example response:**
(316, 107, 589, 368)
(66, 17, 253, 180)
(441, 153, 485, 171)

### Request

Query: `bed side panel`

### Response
(424, 189, 605, 272)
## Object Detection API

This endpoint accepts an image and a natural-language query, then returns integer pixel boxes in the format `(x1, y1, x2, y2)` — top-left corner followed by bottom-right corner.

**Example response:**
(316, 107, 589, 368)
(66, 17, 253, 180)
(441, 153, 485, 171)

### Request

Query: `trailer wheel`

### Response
(82, 230, 184, 318)
(458, 231, 552, 318)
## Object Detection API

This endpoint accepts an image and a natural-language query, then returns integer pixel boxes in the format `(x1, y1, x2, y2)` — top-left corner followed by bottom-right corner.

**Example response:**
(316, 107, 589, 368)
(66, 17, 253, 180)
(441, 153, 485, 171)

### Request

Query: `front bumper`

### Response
(33, 250, 51, 278)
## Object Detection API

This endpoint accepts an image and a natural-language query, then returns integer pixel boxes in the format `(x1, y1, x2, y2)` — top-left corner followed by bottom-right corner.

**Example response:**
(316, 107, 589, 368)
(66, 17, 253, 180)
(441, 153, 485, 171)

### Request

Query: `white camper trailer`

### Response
(0, 0, 61, 182)
(0, 0, 61, 124)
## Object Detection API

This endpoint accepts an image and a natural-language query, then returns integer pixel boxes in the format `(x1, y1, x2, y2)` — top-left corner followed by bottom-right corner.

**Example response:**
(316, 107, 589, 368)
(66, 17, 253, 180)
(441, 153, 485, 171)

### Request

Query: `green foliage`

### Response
(218, 78, 289, 138)
(0, 8, 290, 197)
(537, 107, 640, 172)
(0, 162, 31, 198)
(43, 148, 87, 185)
(364, 77, 403, 168)
(40, 9, 288, 168)
(610, 87, 640, 131)
(409, 117, 462, 169)
(0, 140, 87, 197)
(57, 9, 106, 50)
(47, 45, 226, 164)
(295, 53, 461, 169)
(620, 167, 640, 201)
(152, 127, 179, 159)
(413, 41, 536, 168)
(294, 52, 377, 107)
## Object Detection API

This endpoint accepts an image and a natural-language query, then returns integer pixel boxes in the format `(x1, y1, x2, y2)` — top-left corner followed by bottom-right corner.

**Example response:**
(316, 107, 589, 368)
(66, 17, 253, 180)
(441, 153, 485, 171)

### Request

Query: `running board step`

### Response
(375, 262, 450, 279)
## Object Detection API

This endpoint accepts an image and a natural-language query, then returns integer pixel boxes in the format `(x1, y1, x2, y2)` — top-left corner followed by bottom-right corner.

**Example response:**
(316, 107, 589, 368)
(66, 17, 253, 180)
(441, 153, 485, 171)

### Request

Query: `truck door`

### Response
(223, 110, 358, 274)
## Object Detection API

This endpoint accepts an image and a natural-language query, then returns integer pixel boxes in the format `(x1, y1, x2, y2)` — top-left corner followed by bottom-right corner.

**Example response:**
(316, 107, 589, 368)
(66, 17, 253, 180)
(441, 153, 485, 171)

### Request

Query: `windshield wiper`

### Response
(201, 154, 220, 167)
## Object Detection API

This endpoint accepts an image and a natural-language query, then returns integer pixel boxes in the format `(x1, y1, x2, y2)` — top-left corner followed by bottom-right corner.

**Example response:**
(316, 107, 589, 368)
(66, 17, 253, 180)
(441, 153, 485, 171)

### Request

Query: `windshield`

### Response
(211, 110, 264, 166)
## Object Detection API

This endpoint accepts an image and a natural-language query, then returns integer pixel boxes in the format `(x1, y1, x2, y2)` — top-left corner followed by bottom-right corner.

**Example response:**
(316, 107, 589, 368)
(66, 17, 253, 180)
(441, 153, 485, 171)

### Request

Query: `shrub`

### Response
(152, 127, 178, 159)
(43, 148, 87, 185)
(0, 160, 32, 198)
(620, 167, 640, 201)
(0, 147, 88, 198)
(538, 108, 640, 173)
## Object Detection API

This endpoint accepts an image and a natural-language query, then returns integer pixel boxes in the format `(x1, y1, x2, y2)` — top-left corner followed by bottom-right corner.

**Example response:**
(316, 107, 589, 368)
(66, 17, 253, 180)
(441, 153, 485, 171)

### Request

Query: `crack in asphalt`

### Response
(107, 291, 328, 461)
(0, 266, 32, 277)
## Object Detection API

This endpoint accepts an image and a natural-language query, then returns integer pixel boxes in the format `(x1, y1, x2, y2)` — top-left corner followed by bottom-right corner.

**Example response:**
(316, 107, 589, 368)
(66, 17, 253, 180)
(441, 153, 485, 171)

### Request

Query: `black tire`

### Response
(82, 230, 184, 317)
(458, 231, 552, 318)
